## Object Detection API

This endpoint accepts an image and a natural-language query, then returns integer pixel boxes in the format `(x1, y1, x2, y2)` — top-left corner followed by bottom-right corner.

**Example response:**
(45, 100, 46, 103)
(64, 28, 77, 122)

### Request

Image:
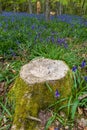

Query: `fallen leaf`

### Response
(84, 127, 87, 130)
(78, 107, 83, 115)
(78, 94, 87, 100)
(0, 56, 3, 59)
(0, 82, 5, 95)
(83, 108, 87, 116)
(11, 69, 16, 74)
(48, 126, 54, 130)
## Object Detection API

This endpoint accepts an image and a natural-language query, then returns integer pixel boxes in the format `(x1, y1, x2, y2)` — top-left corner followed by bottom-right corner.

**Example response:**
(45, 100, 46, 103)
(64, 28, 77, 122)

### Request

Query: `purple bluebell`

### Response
(64, 42, 68, 48)
(55, 89, 60, 98)
(84, 76, 87, 82)
(81, 60, 86, 68)
(31, 25, 35, 30)
(16, 40, 20, 45)
(51, 37, 55, 43)
(57, 38, 66, 45)
(9, 48, 16, 57)
(0, 23, 2, 27)
(54, 128, 59, 130)
(72, 66, 77, 72)
(11, 52, 16, 56)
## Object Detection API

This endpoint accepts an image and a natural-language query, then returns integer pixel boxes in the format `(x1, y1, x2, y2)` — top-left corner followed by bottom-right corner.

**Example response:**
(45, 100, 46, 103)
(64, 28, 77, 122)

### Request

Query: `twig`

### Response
(27, 115, 41, 122)
(78, 94, 87, 100)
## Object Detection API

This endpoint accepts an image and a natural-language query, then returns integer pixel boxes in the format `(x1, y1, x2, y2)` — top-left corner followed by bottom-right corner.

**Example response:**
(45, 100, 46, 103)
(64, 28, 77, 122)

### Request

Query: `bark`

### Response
(37, 1, 41, 14)
(59, 2, 62, 15)
(81, 0, 85, 9)
(0, 2, 2, 13)
(56, 2, 59, 16)
(81, 0, 86, 15)
(45, 0, 50, 21)
(13, 3, 16, 12)
(21, 2, 26, 12)
(27, 0, 32, 14)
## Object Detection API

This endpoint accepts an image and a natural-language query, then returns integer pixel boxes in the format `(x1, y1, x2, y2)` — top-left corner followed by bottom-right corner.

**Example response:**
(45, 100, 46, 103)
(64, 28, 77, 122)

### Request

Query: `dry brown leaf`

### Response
(11, 69, 16, 74)
(83, 108, 87, 116)
(48, 126, 54, 130)
(0, 56, 3, 59)
(84, 127, 87, 130)
(78, 94, 87, 100)
(78, 107, 83, 115)
(0, 82, 5, 95)
(60, 128, 63, 130)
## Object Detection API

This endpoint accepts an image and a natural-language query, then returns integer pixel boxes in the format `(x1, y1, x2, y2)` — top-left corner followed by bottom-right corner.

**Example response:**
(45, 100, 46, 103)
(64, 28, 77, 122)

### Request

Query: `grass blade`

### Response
(71, 99, 79, 119)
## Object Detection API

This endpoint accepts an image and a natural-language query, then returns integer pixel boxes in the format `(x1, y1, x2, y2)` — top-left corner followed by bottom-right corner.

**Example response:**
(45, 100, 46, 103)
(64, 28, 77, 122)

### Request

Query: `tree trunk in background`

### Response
(27, 0, 32, 14)
(81, 0, 86, 15)
(45, 0, 50, 21)
(13, 2, 16, 12)
(21, 2, 26, 12)
(16, 4, 19, 12)
(0, 2, 2, 13)
(56, 2, 59, 16)
(59, 2, 62, 15)
(37, 1, 41, 14)
(42, 1, 45, 14)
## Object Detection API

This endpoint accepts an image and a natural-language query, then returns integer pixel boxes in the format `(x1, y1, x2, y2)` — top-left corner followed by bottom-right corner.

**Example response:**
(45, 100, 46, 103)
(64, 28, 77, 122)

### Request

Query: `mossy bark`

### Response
(8, 72, 73, 130)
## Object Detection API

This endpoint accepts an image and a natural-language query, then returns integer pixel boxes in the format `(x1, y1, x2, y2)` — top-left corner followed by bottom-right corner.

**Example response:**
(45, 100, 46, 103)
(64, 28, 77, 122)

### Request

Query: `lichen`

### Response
(8, 70, 73, 130)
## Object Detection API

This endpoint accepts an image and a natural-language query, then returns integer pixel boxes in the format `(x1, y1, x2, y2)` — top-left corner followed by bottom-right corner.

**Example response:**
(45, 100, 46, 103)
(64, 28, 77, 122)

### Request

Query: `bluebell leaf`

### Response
(55, 89, 60, 98)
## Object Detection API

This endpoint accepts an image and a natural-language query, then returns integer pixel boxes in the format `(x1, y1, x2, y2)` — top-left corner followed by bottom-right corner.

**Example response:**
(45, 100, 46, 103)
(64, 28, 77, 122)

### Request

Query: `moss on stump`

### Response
(8, 58, 73, 130)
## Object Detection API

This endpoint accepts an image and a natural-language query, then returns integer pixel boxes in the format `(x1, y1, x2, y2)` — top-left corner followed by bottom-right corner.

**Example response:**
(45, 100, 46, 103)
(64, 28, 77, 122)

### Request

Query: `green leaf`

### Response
(71, 99, 79, 120)
(45, 82, 53, 92)
(0, 101, 12, 117)
(0, 74, 4, 82)
(67, 95, 72, 116)
(45, 114, 56, 130)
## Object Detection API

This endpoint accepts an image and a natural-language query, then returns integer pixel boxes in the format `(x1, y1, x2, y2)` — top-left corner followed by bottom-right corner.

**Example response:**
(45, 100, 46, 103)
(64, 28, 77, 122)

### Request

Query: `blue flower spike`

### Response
(84, 76, 87, 82)
(72, 66, 77, 72)
(54, 128, 59, 130)
(81, 60, 86, 68)
(55, 89, 60, 98)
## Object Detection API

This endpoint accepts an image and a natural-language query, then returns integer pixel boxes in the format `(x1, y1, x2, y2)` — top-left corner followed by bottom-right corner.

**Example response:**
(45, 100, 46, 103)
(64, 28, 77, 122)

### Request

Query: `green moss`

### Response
(8, 70, 73, 130)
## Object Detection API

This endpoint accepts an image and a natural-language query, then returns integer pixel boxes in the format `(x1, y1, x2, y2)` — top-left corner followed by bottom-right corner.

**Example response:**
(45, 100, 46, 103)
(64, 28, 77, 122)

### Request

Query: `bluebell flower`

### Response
(84, 76, 87, 82)
(11, 52, 16, 56)
(72, 66, 77, 72)
(64, 42, 68, 48)
(54, 128, 59, 130)
(16, 40, 20, 45)
(9, 48, 16, 57)
(57, 38, 66, 45)
(81, 60, 86, 68)
(0, 23, 2, 27)
(51, 37, 55, 43)
(55, 89, 60, 98)
(31, 25, 35, 30)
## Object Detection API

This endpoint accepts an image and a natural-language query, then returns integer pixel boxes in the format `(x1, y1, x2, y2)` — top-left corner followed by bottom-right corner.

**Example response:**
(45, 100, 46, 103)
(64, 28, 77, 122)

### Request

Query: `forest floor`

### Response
(0, 12, 87, 130)
(0, 42, 87, 130)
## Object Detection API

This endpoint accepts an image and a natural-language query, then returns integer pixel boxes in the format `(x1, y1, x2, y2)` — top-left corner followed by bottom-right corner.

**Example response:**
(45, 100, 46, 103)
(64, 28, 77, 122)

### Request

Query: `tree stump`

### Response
(8, 58, 73, 130)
